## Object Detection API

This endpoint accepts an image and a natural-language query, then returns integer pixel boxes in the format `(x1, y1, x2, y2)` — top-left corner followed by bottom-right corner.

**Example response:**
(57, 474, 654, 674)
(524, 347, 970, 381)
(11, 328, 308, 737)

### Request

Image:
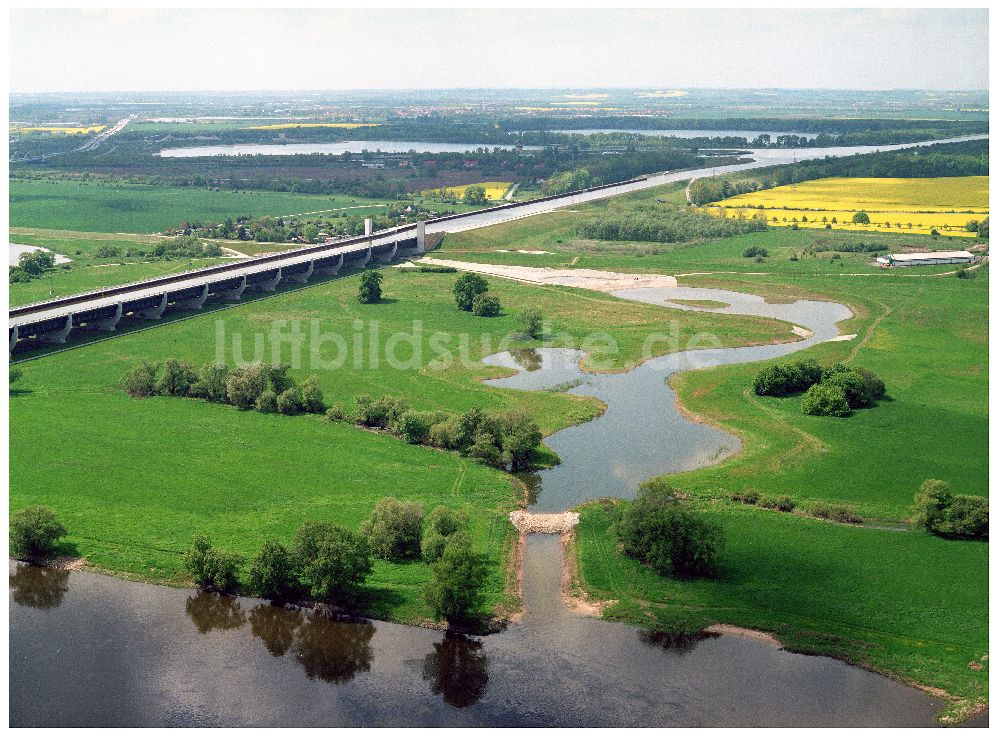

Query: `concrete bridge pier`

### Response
(286, 260, 314, 284)
(87, 303, 123, 331)
(40, 315, 73, 344)
(251, 268, 283, 292)
(346, 248, 371, 269)
(416, 221, 426, 252)
(137, 294, 168, 320)
(215, 276, 247, 301)
(178, 285, 209, 310)
(373, 243, 397, 264)
(9, 326, 18, 353)
(314, 254, 343, 276)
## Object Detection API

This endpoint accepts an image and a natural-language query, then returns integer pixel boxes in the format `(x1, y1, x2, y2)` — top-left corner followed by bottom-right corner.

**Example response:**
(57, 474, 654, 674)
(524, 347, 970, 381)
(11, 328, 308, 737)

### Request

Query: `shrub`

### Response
(395, 410, 445, 445)
(325, 403, 347, 421)
(807, 502, 862, 524)
(800, 383, 851, 417)
(424, 531, 488, 622)
(122, 362, 159, 398)
(10, 505, 67, 560)
(428, 418, 460, 449)
(292, 522, 373, 603)
(248, 540, 298, 601)
(730, 489, 760, 505)
(453, 273, 489, 311)
(155, 358, 198, 397)
(759, 494, 796, 512)
(854, 367, 886, 402)
(467, 432, 504, 468)
(300, 375, 325, 413)
(752, 359, 822, 396)
(201, 549, 243, 593)
(190, 363, 230, 403)
(742, 245, 769, 258)
(615, 484, 724, 577)
(471, 292, 501, 317)
(9, 366, 23, 387)
(266, 364, 295, 394)
(358, 270, 383, 304)
(255, 389, 279, 413)
(517, 309, 544, 339)
(359, 497, 424, 561)
(956, 267, 975, 279)
(226, 363, 269, 409)
(422, 507, 470, 562)
(500, 412, 543, 471)
(355, 394, 408, 428)
(946, 496, 989, 539)
(822, 370, 872, 409)
(276, 386, 307, 415)
(912, 479, 953, 532)
(454, 407, 487, 449)
(184, 533, 213, 584)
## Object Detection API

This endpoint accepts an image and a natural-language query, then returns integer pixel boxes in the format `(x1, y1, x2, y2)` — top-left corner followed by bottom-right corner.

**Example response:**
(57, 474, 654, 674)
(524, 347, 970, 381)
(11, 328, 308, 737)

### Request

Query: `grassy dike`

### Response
(431, 196, 988, 720)
(9, 268, 789, 625)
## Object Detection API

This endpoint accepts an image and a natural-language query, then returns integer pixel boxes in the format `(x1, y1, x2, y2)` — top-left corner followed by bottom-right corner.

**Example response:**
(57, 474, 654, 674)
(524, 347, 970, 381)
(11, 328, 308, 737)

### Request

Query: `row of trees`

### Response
(123, 359, 325, 416)
(689, 139, 989, 206)
(185, 499, 488, 623)
(333, 395, 543, 473)
(578, 203, 767, 243)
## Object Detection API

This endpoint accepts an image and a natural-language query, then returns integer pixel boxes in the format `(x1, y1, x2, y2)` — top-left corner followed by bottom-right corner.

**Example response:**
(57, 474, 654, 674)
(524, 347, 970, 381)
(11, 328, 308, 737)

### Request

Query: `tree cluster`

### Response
(337, 396, 543, 472)
(752, 360, 886, 418)
(912, 479, 988, 540)
(122, 359, 324, 417)
(578, 203, 767, 244)
(614, 480, 724, 578)
(453, 273, 502, 316)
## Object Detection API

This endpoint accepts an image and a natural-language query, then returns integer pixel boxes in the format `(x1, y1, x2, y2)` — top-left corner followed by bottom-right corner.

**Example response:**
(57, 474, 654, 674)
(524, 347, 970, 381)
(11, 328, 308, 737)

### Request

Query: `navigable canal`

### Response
(10, 286, 945, 727)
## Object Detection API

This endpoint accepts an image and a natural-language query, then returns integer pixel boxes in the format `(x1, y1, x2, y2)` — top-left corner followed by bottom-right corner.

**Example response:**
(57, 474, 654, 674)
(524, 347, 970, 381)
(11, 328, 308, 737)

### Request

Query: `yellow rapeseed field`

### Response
(707, 176, 988, 237)
(244, 123, 380, 130)
(11, 124, 106, 135)
(423, 182, 513, 201)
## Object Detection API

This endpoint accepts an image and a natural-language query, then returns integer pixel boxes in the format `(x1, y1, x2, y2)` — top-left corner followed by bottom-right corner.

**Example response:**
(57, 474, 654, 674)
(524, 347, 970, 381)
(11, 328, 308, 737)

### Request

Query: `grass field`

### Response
(576, 502, 987, 722)
(431, 185, 988, 719)
(9, 179, 387, 233)
(706, 176, 989, 237)
(8, 229, 231, 307)
(422, 182, 513, 201)
(10, 268, 788, 623)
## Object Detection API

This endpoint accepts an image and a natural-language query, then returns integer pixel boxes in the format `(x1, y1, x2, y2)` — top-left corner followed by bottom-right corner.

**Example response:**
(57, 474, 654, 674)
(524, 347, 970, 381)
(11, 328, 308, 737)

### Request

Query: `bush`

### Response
(517, 309, 544, 339)
(807, 502, 862, 524)
(500, 412, 543, 471)
(10, 505, 67, 560)
(358, 270, 383, 304)
(190, 363, 230, 403)
(422, 506, 470, 562)
(300, 375, 325, 413)
(266, 364, 295, 394)
(9, 366, 22, 387)
(956, 267, 975, 279)
(248, 540, 297, 601)
(759, 494, 796, 512)
(292, 522, 373, 603)
(155, 358, 197, 397)
(395, 410, 446, 445)
(615, 484, 724, 577)
(742, 245, 769, 258)
(800, 383, 851, 417)
(752, 359, 821, 396)
(355, 394, 409, 428)
(467, 432, 504, 468)
(184, 533, 243, 592)
(325, 403, 347, 421)
(359, 498, 424, 561)
(854, 367, 886, 402)
(730, 489, 760, 505)
(428, 418, 460, 449)
(255, 389, 278, 413)
(226, 363, 269, 409)
(912, 479, 988, 539)
(453, 273, 489, 311)
(471, 292, 501, 317)
(122, 362, 159, 398)
(822, 370, 872, 409)
(276, 386, 307, 415)
(424, 532, 488, 622)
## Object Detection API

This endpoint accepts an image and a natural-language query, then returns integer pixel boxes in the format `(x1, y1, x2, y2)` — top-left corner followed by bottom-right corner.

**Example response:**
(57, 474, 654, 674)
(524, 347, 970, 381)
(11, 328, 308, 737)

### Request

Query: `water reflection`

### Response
(509, 348, 543, 372)
(249, 604, 304, 657)
(9, 563, 70, 609)
(185, 591, 247, 633)
(515, 472, 543, 507)
(293, 614, 375, 683)
(422, 633, 489, 708)
(639, 629, 721, 655)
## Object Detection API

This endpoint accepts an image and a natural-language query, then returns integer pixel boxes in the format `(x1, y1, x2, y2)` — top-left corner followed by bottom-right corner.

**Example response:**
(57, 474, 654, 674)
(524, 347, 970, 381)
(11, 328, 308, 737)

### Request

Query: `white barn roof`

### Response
(884, 251, 975, 261)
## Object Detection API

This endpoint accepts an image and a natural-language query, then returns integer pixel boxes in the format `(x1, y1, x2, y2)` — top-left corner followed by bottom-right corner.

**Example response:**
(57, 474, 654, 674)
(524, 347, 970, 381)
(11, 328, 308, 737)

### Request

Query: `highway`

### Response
(8, 134, 986, 351)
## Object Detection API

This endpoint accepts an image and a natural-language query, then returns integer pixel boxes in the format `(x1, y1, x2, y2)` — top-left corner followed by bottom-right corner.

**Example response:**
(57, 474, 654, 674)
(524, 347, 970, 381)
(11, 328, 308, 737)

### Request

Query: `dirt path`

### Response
(417, 257, 678, 291)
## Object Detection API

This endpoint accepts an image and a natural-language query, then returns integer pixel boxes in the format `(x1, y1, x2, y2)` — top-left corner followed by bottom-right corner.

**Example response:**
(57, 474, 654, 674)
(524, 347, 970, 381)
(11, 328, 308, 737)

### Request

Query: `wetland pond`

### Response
(9, 285, 945, 727)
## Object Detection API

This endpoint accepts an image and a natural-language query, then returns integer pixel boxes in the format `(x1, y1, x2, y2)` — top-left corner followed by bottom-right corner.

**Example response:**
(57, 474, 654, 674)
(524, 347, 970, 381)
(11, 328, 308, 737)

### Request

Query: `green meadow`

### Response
(9, 268, 787, 624)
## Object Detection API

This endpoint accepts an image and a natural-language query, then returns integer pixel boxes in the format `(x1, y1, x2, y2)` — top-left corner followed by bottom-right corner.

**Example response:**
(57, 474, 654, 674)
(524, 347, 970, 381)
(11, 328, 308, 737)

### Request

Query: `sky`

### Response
(8, 8, 989, 93)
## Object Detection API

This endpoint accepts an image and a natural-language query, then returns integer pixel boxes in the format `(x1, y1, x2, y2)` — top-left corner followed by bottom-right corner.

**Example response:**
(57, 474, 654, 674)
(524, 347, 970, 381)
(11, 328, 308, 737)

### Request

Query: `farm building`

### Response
(876, 251, 975, 267)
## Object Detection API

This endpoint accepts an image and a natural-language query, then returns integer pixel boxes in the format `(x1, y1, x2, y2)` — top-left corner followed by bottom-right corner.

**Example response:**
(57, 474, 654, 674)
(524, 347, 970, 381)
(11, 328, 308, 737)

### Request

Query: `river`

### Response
(157, 141, 541, 157)
(9, 284, 946, 727)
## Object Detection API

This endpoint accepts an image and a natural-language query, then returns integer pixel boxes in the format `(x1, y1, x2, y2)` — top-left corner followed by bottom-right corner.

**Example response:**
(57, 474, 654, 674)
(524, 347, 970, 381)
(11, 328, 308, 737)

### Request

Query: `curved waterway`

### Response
(9, 284, 946, 726)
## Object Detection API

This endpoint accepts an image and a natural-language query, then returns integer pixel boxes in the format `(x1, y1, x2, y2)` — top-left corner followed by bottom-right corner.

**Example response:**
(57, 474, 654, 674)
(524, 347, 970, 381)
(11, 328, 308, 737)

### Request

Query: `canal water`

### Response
(9, 284, 946, 726)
